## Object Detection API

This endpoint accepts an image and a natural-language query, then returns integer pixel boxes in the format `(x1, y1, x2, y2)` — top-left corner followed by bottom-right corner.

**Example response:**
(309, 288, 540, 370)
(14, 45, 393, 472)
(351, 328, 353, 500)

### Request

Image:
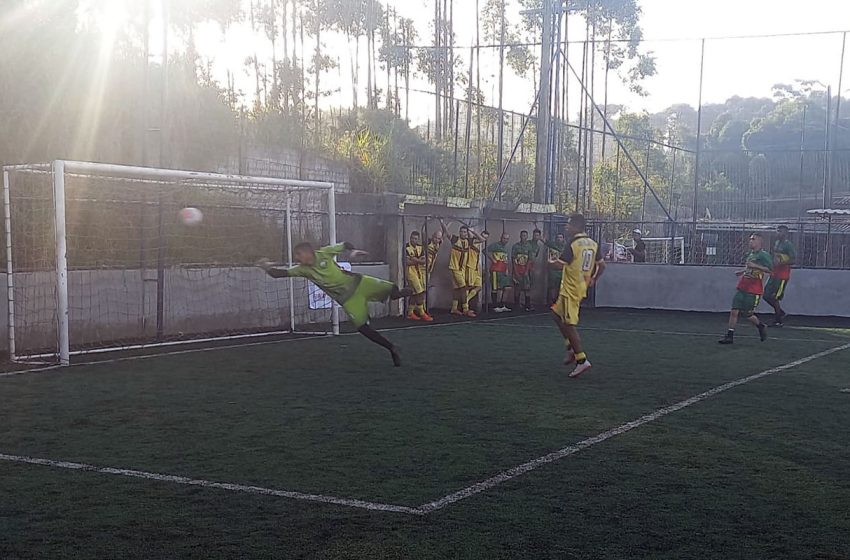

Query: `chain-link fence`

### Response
(591, 220, 850, 269)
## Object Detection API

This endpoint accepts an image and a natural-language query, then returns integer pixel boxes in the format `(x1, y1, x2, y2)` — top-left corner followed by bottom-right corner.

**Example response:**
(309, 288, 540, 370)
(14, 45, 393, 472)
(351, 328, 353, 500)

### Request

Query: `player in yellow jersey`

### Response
(421, 221, 448, 317)
(548, 214, 605, 378)
(426, 220, 450, 276)
(445, 220, 484, 317)
(404, 231, 433, 321)
(465, 230, 489, 312)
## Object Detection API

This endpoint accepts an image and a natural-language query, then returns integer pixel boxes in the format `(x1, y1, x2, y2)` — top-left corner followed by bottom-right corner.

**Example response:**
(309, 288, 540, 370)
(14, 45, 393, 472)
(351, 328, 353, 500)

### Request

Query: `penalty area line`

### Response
(0, 453, 423, 516)
(416, 342, 850, 514)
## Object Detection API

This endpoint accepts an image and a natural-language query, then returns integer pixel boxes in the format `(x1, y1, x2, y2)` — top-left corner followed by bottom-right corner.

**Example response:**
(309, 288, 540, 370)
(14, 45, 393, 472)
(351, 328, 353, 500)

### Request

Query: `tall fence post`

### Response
(691, 39, 706, 265)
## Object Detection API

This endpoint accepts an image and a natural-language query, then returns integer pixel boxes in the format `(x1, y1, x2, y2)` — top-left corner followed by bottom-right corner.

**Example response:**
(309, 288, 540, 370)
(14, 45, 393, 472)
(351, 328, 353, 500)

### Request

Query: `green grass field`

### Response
(1, 310, 849, 559)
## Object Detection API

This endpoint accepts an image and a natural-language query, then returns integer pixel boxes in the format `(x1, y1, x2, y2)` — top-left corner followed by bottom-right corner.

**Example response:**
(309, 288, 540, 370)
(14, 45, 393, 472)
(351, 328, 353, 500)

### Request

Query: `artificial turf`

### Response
(1, 310, 848, 559)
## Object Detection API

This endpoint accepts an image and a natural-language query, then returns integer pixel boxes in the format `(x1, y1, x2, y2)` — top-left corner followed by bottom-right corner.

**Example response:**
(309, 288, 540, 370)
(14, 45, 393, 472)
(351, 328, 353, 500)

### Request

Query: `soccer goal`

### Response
(642, 237, 686, 264)
(3, 161, 338, 366)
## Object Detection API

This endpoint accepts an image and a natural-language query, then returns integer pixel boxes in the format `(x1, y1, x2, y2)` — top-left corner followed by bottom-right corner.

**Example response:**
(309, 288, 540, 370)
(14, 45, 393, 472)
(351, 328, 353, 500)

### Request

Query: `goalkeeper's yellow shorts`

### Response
(342, 275, 394, 328)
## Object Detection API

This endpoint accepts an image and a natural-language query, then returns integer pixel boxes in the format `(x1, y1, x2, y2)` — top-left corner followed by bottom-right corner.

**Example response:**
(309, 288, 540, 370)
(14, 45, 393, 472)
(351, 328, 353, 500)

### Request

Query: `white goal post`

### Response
(3, 161, 339, 366)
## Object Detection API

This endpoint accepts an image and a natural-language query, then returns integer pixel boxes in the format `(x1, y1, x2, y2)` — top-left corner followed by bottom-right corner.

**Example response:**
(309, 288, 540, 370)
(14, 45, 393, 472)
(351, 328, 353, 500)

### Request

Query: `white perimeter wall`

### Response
(595, 263, 850, 318)
(0, 264, 390, 353)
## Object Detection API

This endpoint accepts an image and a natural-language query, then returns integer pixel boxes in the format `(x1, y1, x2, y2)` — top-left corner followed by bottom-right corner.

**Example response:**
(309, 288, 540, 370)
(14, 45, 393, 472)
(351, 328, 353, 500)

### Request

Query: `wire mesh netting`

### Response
(591, 220, 850, 269)
(3, 166, 335, 360)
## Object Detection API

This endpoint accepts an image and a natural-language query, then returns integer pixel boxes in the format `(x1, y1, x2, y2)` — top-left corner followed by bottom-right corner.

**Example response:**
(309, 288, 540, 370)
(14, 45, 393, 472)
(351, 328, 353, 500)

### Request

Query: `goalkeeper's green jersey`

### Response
(286, 243, 361, 303)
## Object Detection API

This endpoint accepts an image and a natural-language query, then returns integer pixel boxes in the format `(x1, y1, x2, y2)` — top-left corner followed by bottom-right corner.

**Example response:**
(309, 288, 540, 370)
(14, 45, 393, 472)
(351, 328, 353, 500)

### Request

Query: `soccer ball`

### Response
(179, 207, 203, 226)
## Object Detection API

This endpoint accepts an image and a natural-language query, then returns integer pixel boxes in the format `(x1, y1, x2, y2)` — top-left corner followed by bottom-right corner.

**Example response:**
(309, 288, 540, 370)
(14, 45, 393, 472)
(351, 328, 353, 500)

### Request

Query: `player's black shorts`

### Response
(764, 278, 788, 302)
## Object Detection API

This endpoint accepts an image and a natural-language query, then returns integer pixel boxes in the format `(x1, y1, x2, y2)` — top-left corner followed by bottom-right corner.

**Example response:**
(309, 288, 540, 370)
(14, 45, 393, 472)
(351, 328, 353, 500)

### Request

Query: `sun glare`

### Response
(96, 1, 128, 39)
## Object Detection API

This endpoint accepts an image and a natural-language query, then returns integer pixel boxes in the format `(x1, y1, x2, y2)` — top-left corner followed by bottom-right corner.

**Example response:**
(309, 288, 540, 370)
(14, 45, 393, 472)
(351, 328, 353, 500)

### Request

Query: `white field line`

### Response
(475, 322, 850, 344)
(0, 314, 542, 379)
(3, 342, 847, 516)
(0, 453, 423, 515)
(416, 342, 850, 514)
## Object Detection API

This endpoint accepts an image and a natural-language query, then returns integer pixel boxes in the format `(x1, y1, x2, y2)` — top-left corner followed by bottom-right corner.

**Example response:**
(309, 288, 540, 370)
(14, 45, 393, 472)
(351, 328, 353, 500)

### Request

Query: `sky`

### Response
(188, 0, 850, 124)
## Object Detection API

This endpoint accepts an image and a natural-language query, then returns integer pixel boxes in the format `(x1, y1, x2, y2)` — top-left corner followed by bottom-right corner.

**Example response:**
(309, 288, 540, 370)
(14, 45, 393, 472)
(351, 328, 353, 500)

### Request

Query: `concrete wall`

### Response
(0, 264, 389, 353)
(595, 263, 850, 317)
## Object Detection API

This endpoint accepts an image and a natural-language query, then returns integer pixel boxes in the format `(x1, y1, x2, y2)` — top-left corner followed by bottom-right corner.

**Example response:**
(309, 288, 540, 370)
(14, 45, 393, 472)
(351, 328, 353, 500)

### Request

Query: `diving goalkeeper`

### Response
(257, 242, 412, 367)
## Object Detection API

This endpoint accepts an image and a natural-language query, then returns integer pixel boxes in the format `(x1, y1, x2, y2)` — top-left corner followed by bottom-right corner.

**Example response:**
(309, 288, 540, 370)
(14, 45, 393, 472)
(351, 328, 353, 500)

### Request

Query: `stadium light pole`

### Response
(532, 1, 554, 204)
(691, 39, 706, 233)
(827, 31, 847, 209)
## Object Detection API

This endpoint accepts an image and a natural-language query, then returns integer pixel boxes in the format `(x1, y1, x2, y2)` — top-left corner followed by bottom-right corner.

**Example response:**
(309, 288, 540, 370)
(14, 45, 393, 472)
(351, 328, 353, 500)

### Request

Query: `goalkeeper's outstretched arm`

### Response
(256, 258, 292, 279)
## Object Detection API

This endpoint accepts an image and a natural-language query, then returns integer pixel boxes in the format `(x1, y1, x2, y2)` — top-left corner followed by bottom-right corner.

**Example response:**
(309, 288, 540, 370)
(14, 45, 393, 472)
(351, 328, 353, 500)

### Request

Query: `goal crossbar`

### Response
(4, 161, 336, 191)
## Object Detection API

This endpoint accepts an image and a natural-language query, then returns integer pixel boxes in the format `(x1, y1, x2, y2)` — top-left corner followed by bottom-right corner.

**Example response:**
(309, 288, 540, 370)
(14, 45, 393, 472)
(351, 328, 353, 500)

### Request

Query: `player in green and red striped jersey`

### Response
(719, 233, 772, 345)
(764, 225, 795, 327)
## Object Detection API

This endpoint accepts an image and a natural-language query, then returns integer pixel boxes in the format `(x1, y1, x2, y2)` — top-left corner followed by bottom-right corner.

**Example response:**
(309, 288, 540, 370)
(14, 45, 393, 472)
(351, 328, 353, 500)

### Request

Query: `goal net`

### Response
(3, 161, 338, 365)
(642, 237, 686, 264)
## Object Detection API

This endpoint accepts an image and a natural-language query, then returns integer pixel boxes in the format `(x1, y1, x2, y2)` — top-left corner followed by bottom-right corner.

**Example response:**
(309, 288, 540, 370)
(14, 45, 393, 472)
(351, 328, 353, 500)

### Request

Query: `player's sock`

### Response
(491, 292, 498, 307)
(451, 300, 459, 313)
(564, 341, 575, 365)
(757, 322, 768, 342)
(525, 295, 532, 310)
(462, 303, 470, 313)
(574, 351, 587, 364)
(407, 304, 415, 315)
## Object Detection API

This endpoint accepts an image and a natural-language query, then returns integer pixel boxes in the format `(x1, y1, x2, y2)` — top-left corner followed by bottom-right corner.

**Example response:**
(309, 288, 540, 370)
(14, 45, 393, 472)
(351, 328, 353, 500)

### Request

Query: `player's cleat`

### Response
(493, 306, 505, 313)
(770, 320, 784, 328)
(757, 323, 768, 342)
(391, 347, 402, 367)
(564, 350, 576, 365)
(771, 311, 787, 328)
(718, 335, 734, 345)
(420, 313, 434, 322)
(465, 310, 477, 318)
(569, 360, 592, 378)
(406, 312, 421, 321)
(450, 309, 464, 316)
